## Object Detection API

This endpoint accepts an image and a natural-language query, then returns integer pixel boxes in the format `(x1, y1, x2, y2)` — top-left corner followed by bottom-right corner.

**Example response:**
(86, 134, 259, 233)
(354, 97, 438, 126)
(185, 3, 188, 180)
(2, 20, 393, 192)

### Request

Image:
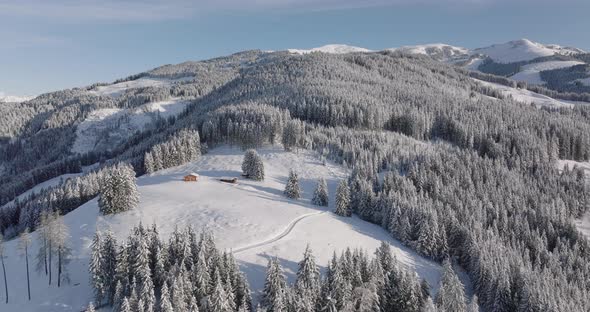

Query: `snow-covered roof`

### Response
(187, 172, 199, 177)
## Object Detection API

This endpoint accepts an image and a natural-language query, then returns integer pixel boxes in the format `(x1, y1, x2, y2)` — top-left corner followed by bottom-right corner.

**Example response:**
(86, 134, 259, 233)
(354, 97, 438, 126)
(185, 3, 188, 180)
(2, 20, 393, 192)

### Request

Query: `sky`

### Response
(1, 0, 589, 96)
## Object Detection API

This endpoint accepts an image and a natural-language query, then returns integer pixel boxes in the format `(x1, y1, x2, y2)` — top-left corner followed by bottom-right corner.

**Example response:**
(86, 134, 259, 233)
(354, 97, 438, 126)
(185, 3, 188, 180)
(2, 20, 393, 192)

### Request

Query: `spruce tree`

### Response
(284, 169, 301, 199)
(242, 149, 264, 181)
(160, 283, 174, 312)
(120, 297, 132, 312)
(262, 258, 288, 312)
(334, 180, 351, 216)
(98, 163, 139, 215)
(435, 259, 466, 312)
(312, 178, 329, 206)
(90, 231, 105, 304)
(85, 302, 96, 312)
(295, 245, 320, 309)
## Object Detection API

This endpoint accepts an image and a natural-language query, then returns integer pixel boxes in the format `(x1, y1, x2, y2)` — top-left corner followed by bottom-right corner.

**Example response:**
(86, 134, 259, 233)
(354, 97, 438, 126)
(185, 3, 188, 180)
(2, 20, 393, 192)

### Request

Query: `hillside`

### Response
(1, 146, 469, 311)
(2, 48, 590, 312)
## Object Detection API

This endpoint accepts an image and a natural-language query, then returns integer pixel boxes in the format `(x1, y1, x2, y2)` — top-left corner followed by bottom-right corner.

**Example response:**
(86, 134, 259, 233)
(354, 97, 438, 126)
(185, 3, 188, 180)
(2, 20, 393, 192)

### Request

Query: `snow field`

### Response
(1, 146, 470, 311)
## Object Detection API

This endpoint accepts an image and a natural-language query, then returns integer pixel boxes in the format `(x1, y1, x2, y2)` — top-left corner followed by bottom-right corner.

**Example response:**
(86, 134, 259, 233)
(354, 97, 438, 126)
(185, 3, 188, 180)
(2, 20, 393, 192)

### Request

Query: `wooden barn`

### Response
(183, 173, 199, 182)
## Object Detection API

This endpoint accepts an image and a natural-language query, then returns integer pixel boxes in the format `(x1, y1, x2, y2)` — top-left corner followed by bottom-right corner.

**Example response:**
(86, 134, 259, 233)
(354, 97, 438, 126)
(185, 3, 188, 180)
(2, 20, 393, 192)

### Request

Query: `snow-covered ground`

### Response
(509, 60, 585, 85)
(72, 97, 191, 154)
(288, 44, 371, 55)
(576, 77, 590, 86)
(387, 44, 469, 62)
(472, 39, 584, 63)
(1, 146, 470, 311)
(557, 159, 590, 240)
(87, 77, 192, 98)
(476, 79, 584, 108)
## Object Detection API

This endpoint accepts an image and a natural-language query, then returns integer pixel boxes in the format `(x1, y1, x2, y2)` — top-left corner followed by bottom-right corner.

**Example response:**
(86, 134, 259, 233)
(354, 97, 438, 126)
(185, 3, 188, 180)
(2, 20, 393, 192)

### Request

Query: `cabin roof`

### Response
(187, 172, 199, 177)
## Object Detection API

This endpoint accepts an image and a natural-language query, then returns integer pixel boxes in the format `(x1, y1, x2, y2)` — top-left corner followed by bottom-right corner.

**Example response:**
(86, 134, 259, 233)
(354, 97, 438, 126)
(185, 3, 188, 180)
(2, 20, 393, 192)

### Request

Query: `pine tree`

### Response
(262, 258, 288, 312)
(144, 152, 155, 174)
(172, 278, 187, 312)
(188, 295, 200, 312)
(334, 180, 351, 217)
(35, 211, 50, 281)
(102, 230, 118, 304)
(242, 149, 265, 181)
(210, 271, 233, 312)
(312, 178, 329, 206)
(435, 259, 466, 312)
(18, 228, 32, 301)
(160, 283, 174, 312)
(120, 297, 132, 312)
(98, 163, 139, 215)
(284, 169, 301, 199)
(48, 211, 71, 288)
(90, 231, 105, 304)
(467, 295, 480, 312)
(295, 245, 320, 309)
(85, 302, 96, 312)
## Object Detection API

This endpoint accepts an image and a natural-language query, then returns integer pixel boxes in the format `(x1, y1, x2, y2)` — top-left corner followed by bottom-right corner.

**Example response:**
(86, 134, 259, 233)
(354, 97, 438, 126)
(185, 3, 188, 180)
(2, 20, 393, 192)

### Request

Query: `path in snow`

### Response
(233, 211, 326, 254)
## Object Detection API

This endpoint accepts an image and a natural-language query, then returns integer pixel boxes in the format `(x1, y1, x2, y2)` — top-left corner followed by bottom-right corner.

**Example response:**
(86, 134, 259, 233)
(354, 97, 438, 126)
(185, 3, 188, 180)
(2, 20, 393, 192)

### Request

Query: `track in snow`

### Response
(233, 211, 326, 254)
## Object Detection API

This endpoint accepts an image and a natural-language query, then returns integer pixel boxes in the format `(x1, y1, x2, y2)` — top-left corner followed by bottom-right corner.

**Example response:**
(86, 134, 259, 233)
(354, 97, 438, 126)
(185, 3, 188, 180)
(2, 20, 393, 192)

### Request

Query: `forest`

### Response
(1, 50, 589, 311)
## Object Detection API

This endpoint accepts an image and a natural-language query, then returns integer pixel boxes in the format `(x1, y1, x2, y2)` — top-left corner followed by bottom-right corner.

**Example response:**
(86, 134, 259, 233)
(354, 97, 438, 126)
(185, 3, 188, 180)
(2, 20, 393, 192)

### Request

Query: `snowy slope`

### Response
(2, 146, 469, 311)
(509, 60, 585, 84)
(288, 44, 371, 55)
(87, 77, 193, 98)
(576, 77, 590, 86)
(72, 98, 191, 154)
(387, 44, 469, 62)
(473, 39, 584, 63)
(475, 79, 583, 108)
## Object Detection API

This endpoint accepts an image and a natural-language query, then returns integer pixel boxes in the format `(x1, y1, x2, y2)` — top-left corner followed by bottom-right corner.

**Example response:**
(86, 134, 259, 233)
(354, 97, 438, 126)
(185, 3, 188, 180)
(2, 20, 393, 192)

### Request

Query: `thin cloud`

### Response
(0, 0, 569, 22)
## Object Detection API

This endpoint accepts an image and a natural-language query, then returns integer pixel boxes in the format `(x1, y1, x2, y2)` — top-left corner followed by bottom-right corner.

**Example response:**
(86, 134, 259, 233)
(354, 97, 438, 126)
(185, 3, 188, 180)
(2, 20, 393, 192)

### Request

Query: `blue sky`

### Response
(1, 0, 589, 96)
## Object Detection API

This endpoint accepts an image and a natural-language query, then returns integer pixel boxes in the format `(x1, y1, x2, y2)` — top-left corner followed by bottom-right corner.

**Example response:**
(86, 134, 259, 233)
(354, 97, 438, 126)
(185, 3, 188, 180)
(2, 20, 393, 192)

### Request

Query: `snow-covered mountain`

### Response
(289, 39, 588, 89)
(386, 44, 470, 62)
(472, 38, 584, 63)
(0, 92, 34, 103)
(288, 44, 371, 55)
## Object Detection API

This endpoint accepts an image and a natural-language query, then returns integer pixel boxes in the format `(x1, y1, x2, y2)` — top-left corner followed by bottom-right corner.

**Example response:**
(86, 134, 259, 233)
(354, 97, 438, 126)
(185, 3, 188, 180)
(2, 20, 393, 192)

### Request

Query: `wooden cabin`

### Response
(183, 173, 199, 182)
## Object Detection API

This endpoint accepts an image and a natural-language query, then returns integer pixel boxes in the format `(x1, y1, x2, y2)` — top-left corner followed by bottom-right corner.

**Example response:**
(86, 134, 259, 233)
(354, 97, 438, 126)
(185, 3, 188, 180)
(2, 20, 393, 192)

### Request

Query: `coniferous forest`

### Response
(1, 50, 590, 311)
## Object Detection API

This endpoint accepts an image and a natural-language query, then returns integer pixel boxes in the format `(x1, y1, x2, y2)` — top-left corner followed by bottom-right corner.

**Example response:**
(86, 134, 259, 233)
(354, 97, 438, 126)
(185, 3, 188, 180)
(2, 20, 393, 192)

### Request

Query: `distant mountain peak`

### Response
(287, 44, 372, 55)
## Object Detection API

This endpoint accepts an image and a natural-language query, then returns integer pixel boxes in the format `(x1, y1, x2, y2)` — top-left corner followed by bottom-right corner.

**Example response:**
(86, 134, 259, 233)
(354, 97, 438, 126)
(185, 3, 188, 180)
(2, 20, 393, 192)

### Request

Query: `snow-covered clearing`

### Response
(509, 60, 584, 85)
(476, 79, 584, 108)
(1, 146, 470, 311)
(72, 97, 191, 154)
(87, 77, 193, 98)
(558, 159, 590, 240)
(576, 77, 590, 86)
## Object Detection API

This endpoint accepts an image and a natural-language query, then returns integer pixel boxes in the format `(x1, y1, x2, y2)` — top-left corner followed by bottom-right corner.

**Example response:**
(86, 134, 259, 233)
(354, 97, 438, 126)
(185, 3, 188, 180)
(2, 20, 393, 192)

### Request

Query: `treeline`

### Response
(144, 129, 201, 173)
(90, 223, 476, 312)
(90, 224, 252, 311)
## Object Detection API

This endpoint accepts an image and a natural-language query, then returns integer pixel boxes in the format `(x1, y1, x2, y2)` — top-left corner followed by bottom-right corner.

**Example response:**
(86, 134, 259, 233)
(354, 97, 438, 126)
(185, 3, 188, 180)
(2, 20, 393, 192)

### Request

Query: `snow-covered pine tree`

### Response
(467, 295, 480, 312)
(312, 178, 329, 206)
(120, 297, 132, 312)
(171, 278, 187, 312)
(144, 152, 155, 174)
(160, 283, 174, 312)
(102, 230, 118, 304)
(242, 149, 265, 181)
(262, 258, 288, 312)
(284, 169, 301, 199)
(209, 270, 234, 312)
(295, 245, 320, 311)
(85, 301, 96, 312)
(98, 163, 139, 215)
(334, 180, 351, 217)
(90, 231, 105, 304)
(435, 259, 466, 312)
